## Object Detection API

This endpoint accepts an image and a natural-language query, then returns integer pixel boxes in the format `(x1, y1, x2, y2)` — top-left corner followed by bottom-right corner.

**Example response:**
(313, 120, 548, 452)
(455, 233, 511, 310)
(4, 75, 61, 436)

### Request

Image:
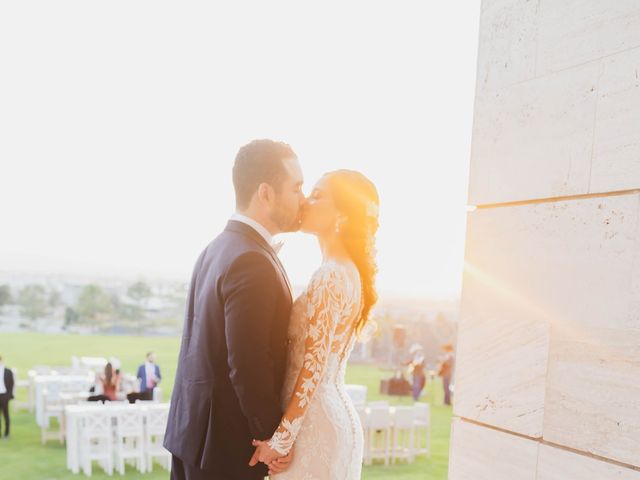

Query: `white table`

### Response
(65, 403, 169, 474)
(34, 375, 94, 427)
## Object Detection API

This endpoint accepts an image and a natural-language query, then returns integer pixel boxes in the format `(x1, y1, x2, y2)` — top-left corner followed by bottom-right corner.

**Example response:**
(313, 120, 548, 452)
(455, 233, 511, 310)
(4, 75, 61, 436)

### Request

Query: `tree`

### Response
(113, 296, 143, 321)
(48, 289, 62, 308)
(0, 285, 11, 311)
(127, 281, 152, 304)
(64, 307, 79, 328)
(17, 284, 49, 325)
(126, 281, 153, 333)
(76, 284, 113, 324)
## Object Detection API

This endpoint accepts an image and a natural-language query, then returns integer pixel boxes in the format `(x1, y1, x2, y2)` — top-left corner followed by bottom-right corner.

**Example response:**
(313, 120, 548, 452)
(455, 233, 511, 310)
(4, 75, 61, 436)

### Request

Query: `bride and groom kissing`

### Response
(164, 139, 379, 480)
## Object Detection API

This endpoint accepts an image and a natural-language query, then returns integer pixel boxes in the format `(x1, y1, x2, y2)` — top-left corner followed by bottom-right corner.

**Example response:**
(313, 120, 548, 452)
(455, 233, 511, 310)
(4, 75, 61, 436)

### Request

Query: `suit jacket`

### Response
(164, 220, 293, 479)
(2, 367, 14, 399)
(137, 364, 161, 393)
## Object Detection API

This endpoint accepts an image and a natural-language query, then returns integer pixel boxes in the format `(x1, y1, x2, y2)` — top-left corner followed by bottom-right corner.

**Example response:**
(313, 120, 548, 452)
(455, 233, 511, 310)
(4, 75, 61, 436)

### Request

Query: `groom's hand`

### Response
(249, 439, 279, 466)
(248, 445, 261, 467)
(268, 447, 294, 475)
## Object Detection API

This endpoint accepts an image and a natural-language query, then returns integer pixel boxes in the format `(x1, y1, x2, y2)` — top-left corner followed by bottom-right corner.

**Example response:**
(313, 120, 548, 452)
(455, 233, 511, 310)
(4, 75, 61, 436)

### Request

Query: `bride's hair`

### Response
(325, 170, 379, 335)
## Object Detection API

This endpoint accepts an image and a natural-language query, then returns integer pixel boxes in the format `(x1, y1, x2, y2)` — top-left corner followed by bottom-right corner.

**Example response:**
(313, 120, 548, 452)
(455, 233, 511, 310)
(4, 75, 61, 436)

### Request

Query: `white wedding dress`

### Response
(270, 260, 364, 480)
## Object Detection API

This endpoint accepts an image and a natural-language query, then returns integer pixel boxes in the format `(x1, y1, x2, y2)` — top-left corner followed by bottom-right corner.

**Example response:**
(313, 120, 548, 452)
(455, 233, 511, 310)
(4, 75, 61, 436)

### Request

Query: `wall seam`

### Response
(494, 42, 640, 95)
(458, 417, 640, 472)
(470, 188, 640, 210)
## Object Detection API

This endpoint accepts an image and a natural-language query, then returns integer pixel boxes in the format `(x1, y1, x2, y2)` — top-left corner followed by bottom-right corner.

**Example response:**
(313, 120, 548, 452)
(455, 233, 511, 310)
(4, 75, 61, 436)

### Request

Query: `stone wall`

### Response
(450, 1, 640, 477)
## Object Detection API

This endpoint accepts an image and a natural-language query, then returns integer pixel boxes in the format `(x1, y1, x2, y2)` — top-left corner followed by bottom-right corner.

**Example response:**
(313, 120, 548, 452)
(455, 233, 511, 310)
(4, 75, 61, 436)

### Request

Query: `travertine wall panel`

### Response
(591, 46, 640, 193)
(537, 0, 640, 76)
(537, 445, 640, 480)
(469, 62, 599, 205)
(449, 419, 539, 480)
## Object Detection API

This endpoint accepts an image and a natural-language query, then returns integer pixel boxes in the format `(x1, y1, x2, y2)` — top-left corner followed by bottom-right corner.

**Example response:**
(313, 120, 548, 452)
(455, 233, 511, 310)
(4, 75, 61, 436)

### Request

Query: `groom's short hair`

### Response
(232, 139, 297, 209)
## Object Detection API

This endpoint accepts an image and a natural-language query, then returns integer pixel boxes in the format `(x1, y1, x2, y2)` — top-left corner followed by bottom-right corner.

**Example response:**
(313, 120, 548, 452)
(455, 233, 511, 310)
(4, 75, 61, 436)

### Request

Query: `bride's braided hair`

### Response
(325, 170, 379, 335)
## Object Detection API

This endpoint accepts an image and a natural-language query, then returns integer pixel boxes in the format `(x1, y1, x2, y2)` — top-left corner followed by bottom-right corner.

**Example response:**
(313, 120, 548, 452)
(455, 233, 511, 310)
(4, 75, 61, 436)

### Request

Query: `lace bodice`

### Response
(268, 260, 362, 457)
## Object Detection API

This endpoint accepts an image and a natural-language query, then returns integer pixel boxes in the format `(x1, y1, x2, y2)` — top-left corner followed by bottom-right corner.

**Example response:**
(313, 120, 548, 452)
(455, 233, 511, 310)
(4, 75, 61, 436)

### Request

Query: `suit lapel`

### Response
(265, 247, 294, 300)
(225, 221, 293, 300)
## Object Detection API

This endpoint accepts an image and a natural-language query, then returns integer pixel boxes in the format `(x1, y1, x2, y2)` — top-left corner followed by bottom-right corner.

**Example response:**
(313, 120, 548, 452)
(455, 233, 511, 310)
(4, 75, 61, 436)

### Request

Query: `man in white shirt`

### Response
(0, 355, 14, 439)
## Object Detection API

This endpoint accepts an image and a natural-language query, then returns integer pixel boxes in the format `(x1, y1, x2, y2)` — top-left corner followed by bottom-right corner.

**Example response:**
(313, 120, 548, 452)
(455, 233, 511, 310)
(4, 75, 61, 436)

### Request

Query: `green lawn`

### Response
(0, 333, 451, 479)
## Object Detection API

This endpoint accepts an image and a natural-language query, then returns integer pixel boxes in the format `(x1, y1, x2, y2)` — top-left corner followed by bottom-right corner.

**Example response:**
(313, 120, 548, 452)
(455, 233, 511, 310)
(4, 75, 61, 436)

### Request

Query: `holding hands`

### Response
(249, 439, 294, 476)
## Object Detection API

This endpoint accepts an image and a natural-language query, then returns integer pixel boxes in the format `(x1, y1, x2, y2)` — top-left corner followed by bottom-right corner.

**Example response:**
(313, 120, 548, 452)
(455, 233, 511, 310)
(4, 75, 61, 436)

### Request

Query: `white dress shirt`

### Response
(230, 213, 280, 250)
(145, 361, 157, 389)
(0, 364, 6, 394)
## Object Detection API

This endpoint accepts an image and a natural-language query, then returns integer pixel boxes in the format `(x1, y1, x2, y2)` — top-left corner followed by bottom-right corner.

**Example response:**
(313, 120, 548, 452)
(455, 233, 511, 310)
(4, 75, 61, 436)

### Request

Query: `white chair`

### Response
(31, 366, 53, 375)
(113, 406, 146, 475)
(391, 406, 416, 464)
(120, 374, 138, 396)
(367, 406, 392, 466)
(79, 357, 108, 372)
(41, 384, 65, 444)
(79, 409, 113, 476)
(11, 369, 31, 411)
(65, 379, 93, 394)
(143, 404, 171, 472)
(27, 372, 38, 412)
(367, 400, 389, 408)
(344, 384, 367, 407)
(152, 387, 163, 403)
(58, 380, 94, 440)
(413, 402, 431, 458)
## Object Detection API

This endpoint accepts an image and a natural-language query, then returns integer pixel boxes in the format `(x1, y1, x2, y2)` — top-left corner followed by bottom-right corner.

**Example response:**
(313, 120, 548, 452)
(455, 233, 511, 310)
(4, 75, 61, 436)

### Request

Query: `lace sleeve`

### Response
(267, 265, 347, 456)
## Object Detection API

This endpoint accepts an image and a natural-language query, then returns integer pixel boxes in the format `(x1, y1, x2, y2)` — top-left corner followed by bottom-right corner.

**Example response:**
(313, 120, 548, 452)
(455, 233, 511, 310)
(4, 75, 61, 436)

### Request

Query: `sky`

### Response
(0, 1, 480, 300)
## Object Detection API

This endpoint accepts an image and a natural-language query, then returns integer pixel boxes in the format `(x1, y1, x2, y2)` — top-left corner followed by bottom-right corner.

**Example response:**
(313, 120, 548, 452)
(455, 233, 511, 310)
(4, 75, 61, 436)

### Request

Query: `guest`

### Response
(407, 344, 427, 401)
(127, 352, 161, 403)
(102, 362, 121, 400)
(437, 343, 455, 406)
(109, 358, 124, 396)
(0, 355, 15, 439)
(88, 362, 120, 403)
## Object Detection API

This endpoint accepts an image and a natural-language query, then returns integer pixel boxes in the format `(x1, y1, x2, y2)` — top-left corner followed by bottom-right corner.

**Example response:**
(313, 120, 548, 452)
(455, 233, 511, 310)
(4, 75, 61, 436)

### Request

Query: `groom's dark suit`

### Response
(164, 220, 293, 480)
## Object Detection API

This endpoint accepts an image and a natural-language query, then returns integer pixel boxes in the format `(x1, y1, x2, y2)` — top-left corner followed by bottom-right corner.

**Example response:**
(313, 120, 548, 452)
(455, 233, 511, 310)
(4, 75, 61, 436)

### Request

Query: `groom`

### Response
(164, 139, 305, 479)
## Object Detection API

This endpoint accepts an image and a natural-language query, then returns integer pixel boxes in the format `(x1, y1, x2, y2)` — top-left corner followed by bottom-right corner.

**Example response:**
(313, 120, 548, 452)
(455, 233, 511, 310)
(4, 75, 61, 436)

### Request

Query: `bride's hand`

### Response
(267, 446, 294, 475)
(248, 439, 281, 466)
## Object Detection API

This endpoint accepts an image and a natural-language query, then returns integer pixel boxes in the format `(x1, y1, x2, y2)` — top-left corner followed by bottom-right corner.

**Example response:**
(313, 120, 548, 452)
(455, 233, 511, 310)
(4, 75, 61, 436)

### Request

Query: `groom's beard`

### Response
(280, 214, 303, 233)
(270, 208, 302, 233)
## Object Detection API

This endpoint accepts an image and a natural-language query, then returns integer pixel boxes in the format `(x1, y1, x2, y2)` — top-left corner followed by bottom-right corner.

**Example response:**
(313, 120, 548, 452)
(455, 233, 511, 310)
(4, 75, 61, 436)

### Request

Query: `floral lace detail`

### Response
(268, 261, 362, 466)
(268, 417, 303, 455)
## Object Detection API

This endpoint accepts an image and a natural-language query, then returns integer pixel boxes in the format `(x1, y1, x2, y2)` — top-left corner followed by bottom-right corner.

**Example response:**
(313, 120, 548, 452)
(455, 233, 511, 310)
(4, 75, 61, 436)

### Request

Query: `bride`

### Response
(250, 169, 379, 479)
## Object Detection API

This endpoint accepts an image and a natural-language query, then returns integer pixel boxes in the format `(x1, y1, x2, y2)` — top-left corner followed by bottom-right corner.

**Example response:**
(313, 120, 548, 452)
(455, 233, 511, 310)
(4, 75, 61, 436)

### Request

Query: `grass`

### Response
(0, 333, 451, 479)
